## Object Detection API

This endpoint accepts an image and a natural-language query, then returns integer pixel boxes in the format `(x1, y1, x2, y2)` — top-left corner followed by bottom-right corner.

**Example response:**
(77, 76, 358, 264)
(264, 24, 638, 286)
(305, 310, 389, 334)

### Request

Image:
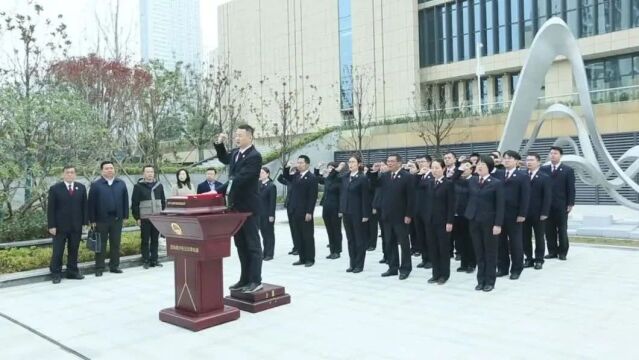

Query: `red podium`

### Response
(148, 193, 248, 331)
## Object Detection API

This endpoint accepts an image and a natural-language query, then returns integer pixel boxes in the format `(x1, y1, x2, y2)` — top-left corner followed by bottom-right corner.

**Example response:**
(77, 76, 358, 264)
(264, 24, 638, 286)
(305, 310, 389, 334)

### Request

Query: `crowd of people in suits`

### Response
(262, 146, 575, 292)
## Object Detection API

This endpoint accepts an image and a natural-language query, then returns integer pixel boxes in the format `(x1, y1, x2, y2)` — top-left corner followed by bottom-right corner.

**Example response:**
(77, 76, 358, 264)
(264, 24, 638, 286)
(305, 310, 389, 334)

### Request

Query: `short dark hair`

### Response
(527, 152, 541, 161)
(328, 161, 339, 168)
(206, 167, 217, 174)
(470, 152, 480, 159)
(349, 154, 362, 164)
(388, 153, 402, 163)
(502, 150, 521, 160)
(491, 150, 502, 157)
(62, 165, 76, 172)
(444, 151, 457, 158)
(298, 155, 310, 164)
(238, 124, 255, 136)
(100, 161, 114, 170)
(432, 158, 446, 169)
(550, 146, 564, 155)
(416, 154, 433, 162)
(142, 164, 155, 172)
(261, 166, 270, 174)
(479, 154, 495, 173)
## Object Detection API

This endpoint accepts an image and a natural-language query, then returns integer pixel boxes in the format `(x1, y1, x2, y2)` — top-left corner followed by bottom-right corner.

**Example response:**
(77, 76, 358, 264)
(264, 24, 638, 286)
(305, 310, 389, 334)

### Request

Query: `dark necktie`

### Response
(479, 177, 484, 186)
(392, 172, 396, 180)
(68, 184, 74, 195)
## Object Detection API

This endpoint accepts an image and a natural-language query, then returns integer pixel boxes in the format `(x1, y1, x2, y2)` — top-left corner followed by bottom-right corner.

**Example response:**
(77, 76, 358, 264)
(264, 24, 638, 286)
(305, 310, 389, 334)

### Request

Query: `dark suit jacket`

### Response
(47, 182, 88, 233)
(88, 177, 129, 223)
(454, 175, 471, 216)
(368, 169, 415, 223)
(501, 169, 530, 221)
(197, 180, 223, 194)
(490, 168, 506, 180)
(214, 143, 262, 213)
(428, 177, 455, 225)
(527, 170, 552, 219)
(317, 169, 341, 210)
(339, 171, 371, 219)
(465, 176, 504, 226)
(414, 171, 434, 217)
(281, 168, 318, 217)
(258, 179, 277, 218)
(540, 163, 576, 210)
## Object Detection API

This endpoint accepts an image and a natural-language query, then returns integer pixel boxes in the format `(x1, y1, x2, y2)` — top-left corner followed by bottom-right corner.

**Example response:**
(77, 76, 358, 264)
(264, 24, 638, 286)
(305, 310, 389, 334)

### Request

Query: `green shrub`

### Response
(0, 210, 49, 243)
(0, 231, 141, 274)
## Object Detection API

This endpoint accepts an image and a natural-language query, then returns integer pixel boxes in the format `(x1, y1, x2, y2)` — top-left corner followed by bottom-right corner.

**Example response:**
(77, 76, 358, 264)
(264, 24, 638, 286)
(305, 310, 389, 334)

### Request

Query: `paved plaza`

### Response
(1, 210, 638, 359)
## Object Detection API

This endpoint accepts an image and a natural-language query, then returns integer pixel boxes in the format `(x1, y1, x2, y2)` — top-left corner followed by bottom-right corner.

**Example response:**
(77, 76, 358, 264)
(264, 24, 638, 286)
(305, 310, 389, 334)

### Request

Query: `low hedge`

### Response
(0, 231, 141, 274)
(0, 210, 138, 243)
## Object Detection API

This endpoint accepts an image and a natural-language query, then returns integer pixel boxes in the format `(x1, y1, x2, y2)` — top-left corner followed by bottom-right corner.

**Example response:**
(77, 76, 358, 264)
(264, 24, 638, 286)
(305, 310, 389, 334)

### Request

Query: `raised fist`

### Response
(217, 133, 228, 144)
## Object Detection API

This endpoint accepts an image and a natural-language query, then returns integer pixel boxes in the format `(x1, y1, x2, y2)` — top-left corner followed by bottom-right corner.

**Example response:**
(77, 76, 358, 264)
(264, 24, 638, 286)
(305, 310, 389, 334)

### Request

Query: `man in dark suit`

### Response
(214, 125, 263, 293)
(88, 161, 129, 276)
(413, 155, 434, 269)
(453, 160, 475, 273)
(316, 162, 343, 259)
(540, 146, 575, 260)
(524, 152, 552, 270)
(369, 154, 415, 280)
(197, 168, 223, 194)
(282, 155, 319, 267)
(278, 166, 298, 255)
(47, 165, 88, 284)
(258, 167, 277, 260)
(497, 150, 530, 280)
(368, 162, 382, 252)
(465, 155, 504, 292)
(131, 165, 166, 269)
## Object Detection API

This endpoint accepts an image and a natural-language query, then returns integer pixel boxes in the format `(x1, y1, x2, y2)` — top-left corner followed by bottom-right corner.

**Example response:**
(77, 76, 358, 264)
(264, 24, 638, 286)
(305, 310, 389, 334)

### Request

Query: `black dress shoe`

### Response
(352, 268, 363, 273)
(381, 270, 398, 277)
(292, 261, 304, 266)
(496, 271, 508, 277)
(229, 281, 248, 291)
(367, 247, 375, 251)
(95, 270, 103, 277)
(456, 266, 466, 272)
(263, 256, 273, 261)
(378, 258, 386, 264)
(412, 251, 421, 257)
(483, 285, 494, 292)
(346, 267, 354, 272)
(326, 244, 330, 248)
(523, 259, 534, 268)
(52, 275, 61, 284)
(304, 261, 314, 267)
(110, 269, 123, 274)
(465, 266, 476, 273)
(292, 251, 299, 256)
(243, 282, 263, 293)
(424, 262, 433, 269)
(544, 253, 558, 259)
(455, 254, 461, 261)
(152, 262, 163, 267)
(437, 277, 448, 285)
(66, 273, 84, 280)
(509, 273, 520, 280)
(143, 263, 150, 269)
(288, 250, 296, 255)
(427, 277, 438, 284)
(416, 262, 425, 268)
(534, 262, 543, 270)
(558, 255, 567, 261)
(475, 284, 484, 291)
(398, 273, 409, 280)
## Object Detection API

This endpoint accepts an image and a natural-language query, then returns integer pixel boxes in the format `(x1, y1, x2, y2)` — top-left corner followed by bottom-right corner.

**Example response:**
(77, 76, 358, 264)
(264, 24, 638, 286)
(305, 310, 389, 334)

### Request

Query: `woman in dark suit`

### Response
(258, 167, 277, 260)
(426, 159, 455, 285)
(339, 154, 371, 273)
(464, 155, 504, 292)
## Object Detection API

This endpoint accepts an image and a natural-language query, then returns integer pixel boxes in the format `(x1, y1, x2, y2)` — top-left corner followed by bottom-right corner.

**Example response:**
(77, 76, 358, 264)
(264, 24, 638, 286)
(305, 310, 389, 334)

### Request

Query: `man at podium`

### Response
(214, 124, 264, 293)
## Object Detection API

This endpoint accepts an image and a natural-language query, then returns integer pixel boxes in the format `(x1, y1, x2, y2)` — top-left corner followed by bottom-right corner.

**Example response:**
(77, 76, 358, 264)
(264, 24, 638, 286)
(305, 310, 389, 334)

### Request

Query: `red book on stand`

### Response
(164, 192, 227, 215)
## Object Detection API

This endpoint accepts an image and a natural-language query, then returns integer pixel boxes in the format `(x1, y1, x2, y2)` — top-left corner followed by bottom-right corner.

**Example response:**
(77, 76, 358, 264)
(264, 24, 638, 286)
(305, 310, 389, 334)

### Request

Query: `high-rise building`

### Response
(140, 0, 202, 68)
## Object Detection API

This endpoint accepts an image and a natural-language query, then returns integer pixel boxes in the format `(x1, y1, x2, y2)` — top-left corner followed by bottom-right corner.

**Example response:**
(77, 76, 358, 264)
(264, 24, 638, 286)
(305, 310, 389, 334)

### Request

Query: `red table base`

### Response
(159, 306, 240, 332)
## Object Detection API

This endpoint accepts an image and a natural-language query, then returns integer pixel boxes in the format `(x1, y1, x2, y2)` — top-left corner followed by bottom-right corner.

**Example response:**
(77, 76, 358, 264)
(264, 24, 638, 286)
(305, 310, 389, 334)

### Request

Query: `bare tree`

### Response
(340, 65, 375, 161)
(94, 0, 135, 62)
(251, 75, 323, 168)
(212, 64, 251, 149)
(411, 85, 465, 157)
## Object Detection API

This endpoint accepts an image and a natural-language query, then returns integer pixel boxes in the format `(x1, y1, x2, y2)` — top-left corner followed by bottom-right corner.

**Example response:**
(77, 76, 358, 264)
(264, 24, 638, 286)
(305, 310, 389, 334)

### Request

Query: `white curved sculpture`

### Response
(498, 17, 639, 209)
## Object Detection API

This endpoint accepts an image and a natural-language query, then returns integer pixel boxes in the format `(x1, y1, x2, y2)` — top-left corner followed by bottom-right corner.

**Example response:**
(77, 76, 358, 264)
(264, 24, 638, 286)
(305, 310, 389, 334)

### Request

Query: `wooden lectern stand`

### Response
(149, 193, 248, 331)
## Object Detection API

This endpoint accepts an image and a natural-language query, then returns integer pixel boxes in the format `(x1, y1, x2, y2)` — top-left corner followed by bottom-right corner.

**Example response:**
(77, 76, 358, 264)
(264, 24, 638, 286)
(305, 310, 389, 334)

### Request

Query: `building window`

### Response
(452, 81, 460, 107)
(485, 0, 496, 55)
(462, 1, 471, 59)
(338, 0, 353, 111)
(497, 0, 507, 52)
(523, 0, 535, 48)
(582, 0, 597, 36)
(538, 0, 548, 27)
(451, 3, 459, 62)
(465, 79, 474, 106)
(495, 76, 504, 108)
(585, 53, 639, 102)
(511, 0, 521, 50)
(566, 0, 580, 35)
(481, 77, 489, 112)
(510, 73, 520, 97)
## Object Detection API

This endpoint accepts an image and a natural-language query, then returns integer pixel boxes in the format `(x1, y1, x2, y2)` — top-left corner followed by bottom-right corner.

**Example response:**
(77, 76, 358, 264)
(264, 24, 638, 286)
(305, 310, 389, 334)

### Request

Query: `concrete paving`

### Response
(0, 209, 638, 359)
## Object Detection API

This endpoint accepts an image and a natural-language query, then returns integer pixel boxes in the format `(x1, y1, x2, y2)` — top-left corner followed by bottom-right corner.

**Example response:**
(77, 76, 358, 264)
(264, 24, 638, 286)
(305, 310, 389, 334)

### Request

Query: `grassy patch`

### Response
(0, 231, 142, 274)
(571, 236, 639, 248)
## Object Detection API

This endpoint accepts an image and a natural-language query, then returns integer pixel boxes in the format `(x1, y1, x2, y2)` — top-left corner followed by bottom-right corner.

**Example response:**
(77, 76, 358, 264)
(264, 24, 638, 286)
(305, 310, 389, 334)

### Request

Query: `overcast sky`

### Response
(1, 0, 230, 61)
